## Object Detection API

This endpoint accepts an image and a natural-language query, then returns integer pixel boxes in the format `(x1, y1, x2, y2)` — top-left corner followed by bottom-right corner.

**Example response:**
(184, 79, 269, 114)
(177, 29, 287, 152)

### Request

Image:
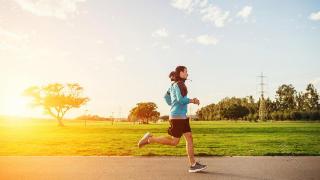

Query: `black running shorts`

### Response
(167, 117, 191, 138)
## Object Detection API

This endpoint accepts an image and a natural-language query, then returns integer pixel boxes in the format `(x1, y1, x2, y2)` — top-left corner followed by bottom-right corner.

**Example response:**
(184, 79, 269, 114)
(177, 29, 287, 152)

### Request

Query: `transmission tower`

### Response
(258, 72, 267, 121)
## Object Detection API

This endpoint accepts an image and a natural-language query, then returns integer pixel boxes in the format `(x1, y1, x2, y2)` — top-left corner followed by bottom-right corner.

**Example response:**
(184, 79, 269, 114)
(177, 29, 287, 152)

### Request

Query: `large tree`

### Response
(303, 83, 320, 111)
(128, 102, 160, 124)
(275, 84, 297, 111)
(23, 83, 89, 126)
(295, 91, 306, 111)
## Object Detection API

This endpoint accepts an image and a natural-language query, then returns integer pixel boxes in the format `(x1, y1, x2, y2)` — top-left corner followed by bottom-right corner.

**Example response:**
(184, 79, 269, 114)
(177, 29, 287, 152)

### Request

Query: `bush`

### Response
(246, 113, 255, 122)
(278, 112, 285, 121)
(310, 111, 320, 120)
(266, 113, 272, 120)
(271, 112, 279, 120)
(290, 111, 301, 120)
(269, 111, 320, 121)
(300, 111, 310, 120)
(253, 113, 259, 122)
(159, 115, 169, 121)
(283, 111, 291, 120)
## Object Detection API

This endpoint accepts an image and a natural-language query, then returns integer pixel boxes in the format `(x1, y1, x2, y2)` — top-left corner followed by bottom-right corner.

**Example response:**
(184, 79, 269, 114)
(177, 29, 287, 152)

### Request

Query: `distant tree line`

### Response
(75, 114, 113, 121)
(196, 83, 320, 121)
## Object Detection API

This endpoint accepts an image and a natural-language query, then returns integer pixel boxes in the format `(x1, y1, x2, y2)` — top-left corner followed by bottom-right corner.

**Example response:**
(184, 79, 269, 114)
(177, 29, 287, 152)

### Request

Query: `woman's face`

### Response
(180, 68, 188, 79)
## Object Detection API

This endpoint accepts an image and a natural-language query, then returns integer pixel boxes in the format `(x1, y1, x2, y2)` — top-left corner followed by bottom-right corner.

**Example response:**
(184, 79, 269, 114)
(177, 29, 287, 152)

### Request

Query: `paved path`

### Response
(1, 156, 319, 180)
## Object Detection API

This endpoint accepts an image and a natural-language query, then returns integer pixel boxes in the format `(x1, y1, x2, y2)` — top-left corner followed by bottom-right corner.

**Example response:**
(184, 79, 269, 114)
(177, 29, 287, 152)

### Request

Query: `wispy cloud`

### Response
(13, 0, 86, 20)
(170, 0, 196, 13)
(171, 0, 209, 13)
(0, 27, 29, 51)
(200, 5, 230, 28)
(196, 34, 218, 45)
(309, 11, 320, 21)
(151, 28, 170, 50)
(152, 28, 169, 38)
(0, 27, 28, 40)
(237, 6, 252, 19)
(171, 0, 254, 28)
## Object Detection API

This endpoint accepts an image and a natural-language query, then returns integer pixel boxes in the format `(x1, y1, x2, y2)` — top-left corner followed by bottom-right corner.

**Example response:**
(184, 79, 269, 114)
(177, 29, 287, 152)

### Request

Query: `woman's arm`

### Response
(173, 83, 190, 105)
(164, 89, 172, 106)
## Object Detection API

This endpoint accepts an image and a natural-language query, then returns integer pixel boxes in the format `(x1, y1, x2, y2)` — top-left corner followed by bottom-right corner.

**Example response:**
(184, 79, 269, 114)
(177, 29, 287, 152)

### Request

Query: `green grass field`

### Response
(0, 117, 319, 156)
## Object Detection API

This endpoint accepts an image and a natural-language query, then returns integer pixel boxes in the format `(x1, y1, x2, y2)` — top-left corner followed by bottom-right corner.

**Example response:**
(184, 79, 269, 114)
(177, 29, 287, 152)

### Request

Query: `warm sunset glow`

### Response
(0, 86, 32, 117)
(0, 1, 319, 119)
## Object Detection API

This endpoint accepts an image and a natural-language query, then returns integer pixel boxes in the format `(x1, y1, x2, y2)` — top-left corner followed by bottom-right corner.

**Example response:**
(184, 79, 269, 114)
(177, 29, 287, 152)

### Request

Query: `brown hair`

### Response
(174, 66, 188, 97)
(169, 71, 175, 81)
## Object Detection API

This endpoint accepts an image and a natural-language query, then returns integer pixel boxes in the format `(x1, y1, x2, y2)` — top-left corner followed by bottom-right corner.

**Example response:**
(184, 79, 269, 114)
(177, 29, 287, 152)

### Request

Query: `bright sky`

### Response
(0, 0, 319, 118)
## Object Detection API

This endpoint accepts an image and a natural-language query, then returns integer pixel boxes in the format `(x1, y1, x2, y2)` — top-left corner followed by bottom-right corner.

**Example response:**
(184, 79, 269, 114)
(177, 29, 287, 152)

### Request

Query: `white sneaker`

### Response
(138, 132, 152, 148)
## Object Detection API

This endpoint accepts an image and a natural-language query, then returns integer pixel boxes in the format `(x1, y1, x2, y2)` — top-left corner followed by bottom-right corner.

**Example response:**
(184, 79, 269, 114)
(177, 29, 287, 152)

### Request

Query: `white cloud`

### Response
(309, 11, 320, 21)
(0, 27, 29, 40)
(152, 28, 168, 38)
(170, 0, 209, 13)
(170, 1, 255, 28)
(170, 0, 195, 13)
(0, 27, 29, 51)
(13, 0, 86, 20)
(196, 35, 218, 45)
(151, 28, 171, 49)
(198, 0, 207, 8)
(237, 6, 252, 19)
(200, 5, 230, 27)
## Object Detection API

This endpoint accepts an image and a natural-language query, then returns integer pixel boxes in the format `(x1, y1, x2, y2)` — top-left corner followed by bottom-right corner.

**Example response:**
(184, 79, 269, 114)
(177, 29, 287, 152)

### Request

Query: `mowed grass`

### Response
(0, 117, 319, 156)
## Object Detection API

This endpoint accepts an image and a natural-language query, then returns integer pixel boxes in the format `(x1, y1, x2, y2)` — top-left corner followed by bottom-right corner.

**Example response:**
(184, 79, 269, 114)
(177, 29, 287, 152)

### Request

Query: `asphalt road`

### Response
(1, 156, 319, 180)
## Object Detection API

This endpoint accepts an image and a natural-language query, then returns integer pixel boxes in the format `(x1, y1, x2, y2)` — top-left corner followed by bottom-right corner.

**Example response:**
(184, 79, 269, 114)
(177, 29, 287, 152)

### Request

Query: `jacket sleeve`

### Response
(173, 83, 190, 105)
(164, 88, 172, 106)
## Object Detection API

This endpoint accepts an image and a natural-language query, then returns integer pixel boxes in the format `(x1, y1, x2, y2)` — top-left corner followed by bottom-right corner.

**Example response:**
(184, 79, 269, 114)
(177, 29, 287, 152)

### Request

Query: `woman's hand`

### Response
(190, 98, 200, 105)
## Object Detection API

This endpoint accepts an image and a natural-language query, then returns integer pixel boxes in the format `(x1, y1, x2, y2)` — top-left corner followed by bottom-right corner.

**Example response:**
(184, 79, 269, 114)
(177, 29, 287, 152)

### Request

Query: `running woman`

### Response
(138, 65, 207, 173)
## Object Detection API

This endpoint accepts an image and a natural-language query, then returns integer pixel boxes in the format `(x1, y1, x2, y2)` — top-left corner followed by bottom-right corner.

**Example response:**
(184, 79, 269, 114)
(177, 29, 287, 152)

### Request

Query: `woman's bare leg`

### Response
(183, 132, 196, 166)
(148, 136, 180, 146)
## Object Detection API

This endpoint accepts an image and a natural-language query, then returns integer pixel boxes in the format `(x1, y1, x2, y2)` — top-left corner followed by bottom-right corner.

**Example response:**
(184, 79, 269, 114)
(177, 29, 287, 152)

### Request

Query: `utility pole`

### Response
(85, 109, 88, 128)
(258, 72, 267, 121)
(118, 106, 122, 122)
(111, 112, 114, 125)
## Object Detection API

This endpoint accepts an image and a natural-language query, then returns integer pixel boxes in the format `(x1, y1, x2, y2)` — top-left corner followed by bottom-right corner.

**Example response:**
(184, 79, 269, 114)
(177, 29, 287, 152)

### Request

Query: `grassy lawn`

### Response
(0, 117, 319, 156)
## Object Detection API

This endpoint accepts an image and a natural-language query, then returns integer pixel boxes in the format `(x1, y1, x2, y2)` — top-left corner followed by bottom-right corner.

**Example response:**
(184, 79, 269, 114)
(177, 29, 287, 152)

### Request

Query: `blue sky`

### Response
(0, 0, 319, 118)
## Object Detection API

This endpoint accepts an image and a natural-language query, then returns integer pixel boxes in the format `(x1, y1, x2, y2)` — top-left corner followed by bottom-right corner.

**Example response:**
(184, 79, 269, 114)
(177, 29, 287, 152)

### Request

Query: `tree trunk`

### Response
(57, 118, 65, 127)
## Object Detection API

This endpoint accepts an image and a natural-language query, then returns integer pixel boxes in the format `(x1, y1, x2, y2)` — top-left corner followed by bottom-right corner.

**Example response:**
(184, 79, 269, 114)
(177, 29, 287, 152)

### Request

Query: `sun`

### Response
(0, 94, 30, 117)
(0, 79, 42, 118)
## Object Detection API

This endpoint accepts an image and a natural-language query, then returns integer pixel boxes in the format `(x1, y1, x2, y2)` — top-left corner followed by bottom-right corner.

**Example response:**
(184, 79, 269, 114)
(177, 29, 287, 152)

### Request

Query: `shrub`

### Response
(310, 111, 320, 120)
(290, 111, 301, 120)
(271, 112, 279, 120)
(283, 111, 291, 120)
